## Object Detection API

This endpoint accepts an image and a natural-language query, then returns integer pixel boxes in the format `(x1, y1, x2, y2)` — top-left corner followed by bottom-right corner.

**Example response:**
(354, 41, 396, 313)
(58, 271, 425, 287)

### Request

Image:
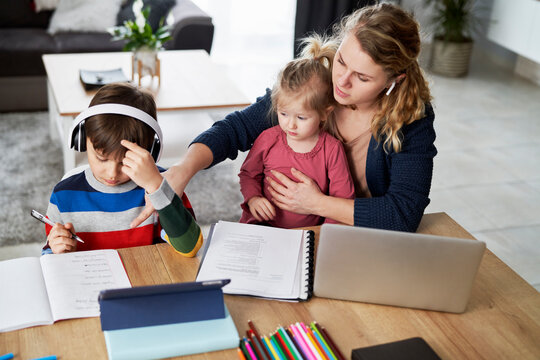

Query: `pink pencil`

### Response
(244, 337, 258, 360)
(290, 323, 317, 360)
(296, 323, 323, 360)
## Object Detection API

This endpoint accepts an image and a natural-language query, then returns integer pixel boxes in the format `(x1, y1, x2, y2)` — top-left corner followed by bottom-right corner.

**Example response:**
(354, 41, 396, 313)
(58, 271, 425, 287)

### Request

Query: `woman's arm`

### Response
(129, 143, 212, 228)
(148, 182, 203, 257)
(130, 91, 274, 228)
(192, 89, 274, 167)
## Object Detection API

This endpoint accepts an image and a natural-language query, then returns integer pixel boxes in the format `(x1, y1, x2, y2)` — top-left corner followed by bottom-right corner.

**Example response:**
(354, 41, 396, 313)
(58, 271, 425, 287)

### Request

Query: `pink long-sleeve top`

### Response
(238, 125, 355, 228)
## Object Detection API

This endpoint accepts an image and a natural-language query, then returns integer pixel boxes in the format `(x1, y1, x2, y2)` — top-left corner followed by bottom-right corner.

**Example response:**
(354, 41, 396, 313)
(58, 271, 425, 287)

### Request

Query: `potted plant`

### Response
(425, 0, 478, 77)
(108, 0, 172, 84)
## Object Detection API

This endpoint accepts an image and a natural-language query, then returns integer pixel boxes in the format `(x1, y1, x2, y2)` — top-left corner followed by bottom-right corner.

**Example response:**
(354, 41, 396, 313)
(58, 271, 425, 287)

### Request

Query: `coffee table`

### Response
(42, 50, 251, 172)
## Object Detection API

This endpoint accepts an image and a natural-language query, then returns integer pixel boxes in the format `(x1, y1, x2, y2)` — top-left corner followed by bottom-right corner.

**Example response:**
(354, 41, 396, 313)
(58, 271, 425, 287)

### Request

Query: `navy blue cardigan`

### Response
(193, 90, 437, 232)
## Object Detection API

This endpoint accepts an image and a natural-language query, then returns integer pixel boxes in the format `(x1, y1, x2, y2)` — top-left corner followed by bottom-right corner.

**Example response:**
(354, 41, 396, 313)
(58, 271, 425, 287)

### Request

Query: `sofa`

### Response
(0, 0, 214, 112)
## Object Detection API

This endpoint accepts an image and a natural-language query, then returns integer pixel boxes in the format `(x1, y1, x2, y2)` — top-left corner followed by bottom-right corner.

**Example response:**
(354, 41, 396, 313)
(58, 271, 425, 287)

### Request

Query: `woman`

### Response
(131, 3, 436, 232)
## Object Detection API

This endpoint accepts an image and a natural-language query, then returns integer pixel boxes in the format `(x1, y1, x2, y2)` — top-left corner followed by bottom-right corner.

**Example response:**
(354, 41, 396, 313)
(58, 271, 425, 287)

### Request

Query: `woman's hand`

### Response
(121, 140, 163, 194)
(48, 223, 78, 254)
(247, 196, 276, 222)
(267, 168, 325, 216)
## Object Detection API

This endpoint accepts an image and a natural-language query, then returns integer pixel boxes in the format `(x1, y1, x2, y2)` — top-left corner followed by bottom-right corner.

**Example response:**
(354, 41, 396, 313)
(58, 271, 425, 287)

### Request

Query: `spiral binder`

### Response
(301, 230, 315, 300)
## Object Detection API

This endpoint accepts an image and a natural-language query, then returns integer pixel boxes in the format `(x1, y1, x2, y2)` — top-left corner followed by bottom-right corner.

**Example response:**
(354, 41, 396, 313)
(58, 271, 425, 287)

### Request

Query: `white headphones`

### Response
(69, 103, 163, 162)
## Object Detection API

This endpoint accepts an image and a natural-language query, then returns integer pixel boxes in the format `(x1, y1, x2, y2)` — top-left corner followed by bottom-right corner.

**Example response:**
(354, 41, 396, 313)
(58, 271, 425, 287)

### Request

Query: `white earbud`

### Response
(385, 81, 396, 96)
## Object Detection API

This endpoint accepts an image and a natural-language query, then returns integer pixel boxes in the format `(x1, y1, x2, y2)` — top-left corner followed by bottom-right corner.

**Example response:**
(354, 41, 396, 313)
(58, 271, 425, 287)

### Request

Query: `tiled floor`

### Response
(194, 0, 540, 292)
(427, 54, 540, 292)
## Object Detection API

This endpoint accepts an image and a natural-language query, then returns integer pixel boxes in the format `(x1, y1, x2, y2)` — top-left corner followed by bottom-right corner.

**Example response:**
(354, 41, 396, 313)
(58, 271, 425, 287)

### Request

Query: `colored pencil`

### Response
(249, 320, 272, 360)
(290, 323, 317, 360)
(279, 326, 303, 360)
(312, 322, 333, 356)
(298, 322, 324, 360)
(238, 347, 248, 360)
(270, 333, 287, 360)
(264, 335, 280, 360)
(318, 325, 345, 360)
(241, 338, 254, 360)
(248, 320, 263, 339)
(245, 337, 258, 360)
(310, 323, 335, 360)
(250, 330, 269, 360)
(286, 328, 308, 360)
(275, 328, 296, 360)
(261, 335, 276, 360)
(309, 324, 335, 360)
(301, 323, 328, 360)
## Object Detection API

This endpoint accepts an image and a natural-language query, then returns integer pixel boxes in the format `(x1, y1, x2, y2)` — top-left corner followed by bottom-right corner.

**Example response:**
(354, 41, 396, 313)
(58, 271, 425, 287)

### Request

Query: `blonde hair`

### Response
(271, 34, 338, 123)
(333, 3, 432, 152)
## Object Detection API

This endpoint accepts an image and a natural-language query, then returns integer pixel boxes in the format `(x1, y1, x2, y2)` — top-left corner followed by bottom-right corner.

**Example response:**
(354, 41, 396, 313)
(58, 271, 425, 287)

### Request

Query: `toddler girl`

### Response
(238, 36, 355, 228)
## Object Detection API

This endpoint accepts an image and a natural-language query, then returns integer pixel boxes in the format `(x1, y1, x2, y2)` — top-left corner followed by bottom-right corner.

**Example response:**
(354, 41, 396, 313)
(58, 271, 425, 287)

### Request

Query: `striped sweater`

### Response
(42, 166, 203, 256)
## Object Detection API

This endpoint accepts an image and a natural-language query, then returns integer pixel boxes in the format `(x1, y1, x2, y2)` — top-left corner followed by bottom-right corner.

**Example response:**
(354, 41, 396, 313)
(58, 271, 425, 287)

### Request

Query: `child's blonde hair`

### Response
(333, 3, 432, 152)
(270, 34, 338, 123)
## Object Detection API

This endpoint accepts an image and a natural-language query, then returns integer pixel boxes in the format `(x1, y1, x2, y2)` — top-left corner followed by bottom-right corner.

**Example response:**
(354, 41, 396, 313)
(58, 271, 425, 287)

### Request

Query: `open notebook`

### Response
(196, 221, 315, 301)
(0, 249, 131, 332)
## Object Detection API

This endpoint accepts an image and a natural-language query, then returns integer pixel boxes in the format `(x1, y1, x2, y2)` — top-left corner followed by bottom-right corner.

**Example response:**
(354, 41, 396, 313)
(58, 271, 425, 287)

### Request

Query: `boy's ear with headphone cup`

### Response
(150, 135, 161, 163)
(71, 121, 87, 152)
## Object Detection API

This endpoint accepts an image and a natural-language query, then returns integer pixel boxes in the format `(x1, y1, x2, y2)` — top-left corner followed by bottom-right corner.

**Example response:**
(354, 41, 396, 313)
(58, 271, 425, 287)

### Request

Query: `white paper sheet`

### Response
(196, 221, 305, 299)
(0, 257, 53, 332)
(41, 249, 132, 321)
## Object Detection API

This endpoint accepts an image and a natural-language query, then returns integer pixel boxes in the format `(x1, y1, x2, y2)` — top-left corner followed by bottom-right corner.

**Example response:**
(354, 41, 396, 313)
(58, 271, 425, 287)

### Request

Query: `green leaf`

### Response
(108, 4, 174, 51)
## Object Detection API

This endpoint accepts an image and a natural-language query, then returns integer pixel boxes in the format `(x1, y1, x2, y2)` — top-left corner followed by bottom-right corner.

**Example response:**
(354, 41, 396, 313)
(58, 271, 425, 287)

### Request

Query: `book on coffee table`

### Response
(79, 68, 129, 90)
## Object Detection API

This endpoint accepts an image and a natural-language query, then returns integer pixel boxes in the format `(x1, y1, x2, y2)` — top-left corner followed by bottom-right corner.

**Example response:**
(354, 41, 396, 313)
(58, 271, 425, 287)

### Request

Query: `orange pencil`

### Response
(301, 323, 328, 360)
(238, 347, 247, 360)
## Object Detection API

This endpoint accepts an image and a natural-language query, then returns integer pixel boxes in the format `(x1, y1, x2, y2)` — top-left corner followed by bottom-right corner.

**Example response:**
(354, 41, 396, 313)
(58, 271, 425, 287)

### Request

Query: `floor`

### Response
(2, 0, 538, 293)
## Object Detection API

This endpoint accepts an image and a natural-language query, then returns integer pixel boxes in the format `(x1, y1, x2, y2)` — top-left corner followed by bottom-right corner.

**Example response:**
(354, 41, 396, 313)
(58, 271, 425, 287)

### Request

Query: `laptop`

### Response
(313, 224, 486, 313)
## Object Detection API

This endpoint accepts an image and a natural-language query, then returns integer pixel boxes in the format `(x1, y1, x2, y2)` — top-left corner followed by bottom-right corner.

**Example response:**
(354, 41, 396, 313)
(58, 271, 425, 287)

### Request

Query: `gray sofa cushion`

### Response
(54, 33, 125, 53)
(0, 28, 56, 76)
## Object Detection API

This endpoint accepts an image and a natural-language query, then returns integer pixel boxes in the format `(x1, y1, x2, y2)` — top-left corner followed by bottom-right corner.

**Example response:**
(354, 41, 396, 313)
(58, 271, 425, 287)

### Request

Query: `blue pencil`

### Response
(311, 326, 335, 360)
(279, 326, 303, 360)
(262, 335, 277, 360)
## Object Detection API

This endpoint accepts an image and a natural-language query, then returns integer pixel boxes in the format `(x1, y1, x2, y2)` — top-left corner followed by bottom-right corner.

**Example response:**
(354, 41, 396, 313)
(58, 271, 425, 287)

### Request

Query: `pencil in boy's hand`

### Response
(31, 209, 85, 243)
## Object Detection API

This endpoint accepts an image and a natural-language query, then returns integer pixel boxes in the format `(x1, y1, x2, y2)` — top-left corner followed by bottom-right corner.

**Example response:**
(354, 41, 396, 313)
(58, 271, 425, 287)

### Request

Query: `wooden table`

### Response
(42, 50, 251, 172)
(1, 213, 539, 359)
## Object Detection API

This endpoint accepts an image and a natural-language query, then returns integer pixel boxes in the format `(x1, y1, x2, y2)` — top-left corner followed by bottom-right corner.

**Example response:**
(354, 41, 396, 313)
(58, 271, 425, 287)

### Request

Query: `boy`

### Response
(42, 83, 202, 256)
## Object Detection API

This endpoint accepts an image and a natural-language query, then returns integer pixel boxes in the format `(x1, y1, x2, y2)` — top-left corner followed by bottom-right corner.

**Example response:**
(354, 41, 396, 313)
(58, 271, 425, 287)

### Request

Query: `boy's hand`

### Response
(247, 196, 276, 222)
(121, 140, 163, 194)
(48, 222, 78, 254)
